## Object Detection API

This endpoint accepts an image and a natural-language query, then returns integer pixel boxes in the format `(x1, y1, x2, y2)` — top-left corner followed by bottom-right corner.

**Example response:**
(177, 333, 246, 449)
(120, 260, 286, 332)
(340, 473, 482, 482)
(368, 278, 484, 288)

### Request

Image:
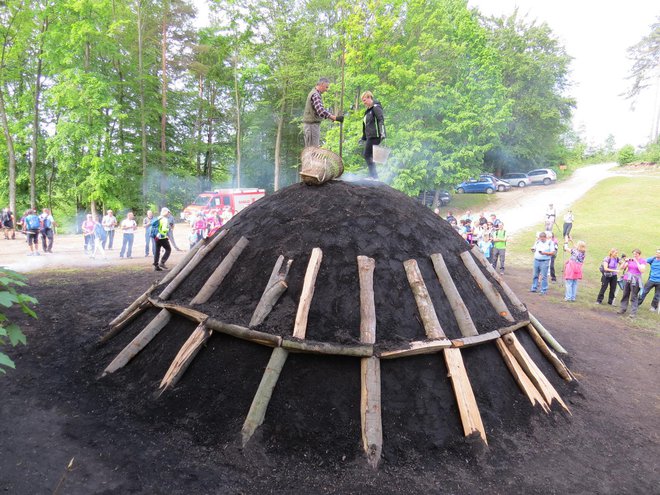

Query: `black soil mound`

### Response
(100, 180, 570, 463)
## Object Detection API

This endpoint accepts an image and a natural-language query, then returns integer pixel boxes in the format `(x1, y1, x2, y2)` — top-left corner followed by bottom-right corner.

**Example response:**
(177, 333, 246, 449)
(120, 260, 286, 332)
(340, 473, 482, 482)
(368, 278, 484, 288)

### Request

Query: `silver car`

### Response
(527, 168, 557, 185)
(502, 172, 531, 188)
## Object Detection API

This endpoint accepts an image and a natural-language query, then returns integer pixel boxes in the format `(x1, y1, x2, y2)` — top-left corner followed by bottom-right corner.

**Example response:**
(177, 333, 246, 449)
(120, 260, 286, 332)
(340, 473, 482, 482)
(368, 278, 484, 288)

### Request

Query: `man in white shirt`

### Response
(530, 231, 556, 295)
(119, 212, 137, 259)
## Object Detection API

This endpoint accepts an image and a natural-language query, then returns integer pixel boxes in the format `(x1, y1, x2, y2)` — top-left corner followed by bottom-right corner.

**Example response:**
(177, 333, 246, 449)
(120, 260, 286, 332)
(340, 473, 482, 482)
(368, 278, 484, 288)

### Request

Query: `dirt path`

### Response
(482, 162, 618, 235)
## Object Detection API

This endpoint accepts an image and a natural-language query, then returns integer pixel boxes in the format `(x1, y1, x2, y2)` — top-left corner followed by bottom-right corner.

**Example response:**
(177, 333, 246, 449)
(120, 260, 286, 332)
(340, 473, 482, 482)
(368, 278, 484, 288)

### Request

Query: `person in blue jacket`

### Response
(637, 248, 660, 312)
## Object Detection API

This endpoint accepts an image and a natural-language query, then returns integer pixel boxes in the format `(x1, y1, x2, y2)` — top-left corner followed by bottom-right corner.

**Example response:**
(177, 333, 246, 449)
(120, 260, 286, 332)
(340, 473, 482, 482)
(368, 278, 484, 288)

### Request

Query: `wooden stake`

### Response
(403, 259, 445, 339)
(249, 255, 293, 327)
(159, 324, 211, 392)
(528, 312, 568, 355)
(495, 338, 550, 412)
(470, 245, 527, 313)
(357, 256, 377, 345)
(459, 251, 514, 322)
(102, 309, 172, 376)
(159, 233, 208, 286)
(159, 229, 229, 300)
(107, 281, 158, 329)
(99, 299, 152, 343)
(526, 325, 572, 381)
(241, 347, 289, 446)
(149, 299, 208, 323)
(292, 247, 323, 339)
(357, 256, 382, 467)
(502, 333, 570, 414)
(430, 253, 478, 337)
(361, 356, 383, 468)
(444, 348, 487, 443)
(190, 236, 249, 305)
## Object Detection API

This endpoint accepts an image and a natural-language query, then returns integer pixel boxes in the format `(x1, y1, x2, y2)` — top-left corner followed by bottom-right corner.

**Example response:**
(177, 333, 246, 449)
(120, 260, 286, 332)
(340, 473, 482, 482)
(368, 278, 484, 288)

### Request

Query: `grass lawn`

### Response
(435, 191, 500, 217)
(506, 176, 660, 331)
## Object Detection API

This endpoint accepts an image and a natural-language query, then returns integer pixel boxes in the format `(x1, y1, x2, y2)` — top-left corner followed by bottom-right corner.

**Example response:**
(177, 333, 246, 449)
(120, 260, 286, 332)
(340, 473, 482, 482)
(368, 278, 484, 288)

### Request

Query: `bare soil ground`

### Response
(1, 180, 658, 494)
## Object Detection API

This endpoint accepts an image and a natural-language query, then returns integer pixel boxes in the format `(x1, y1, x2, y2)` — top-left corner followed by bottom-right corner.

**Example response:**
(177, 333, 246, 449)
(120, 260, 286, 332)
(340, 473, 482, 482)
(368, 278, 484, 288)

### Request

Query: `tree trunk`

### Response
(30, 18, 47, 210)
(274, 87, 287, 192)
(160, 1, 170, 202)
(137, 0, 148, 202)
(0, 86, 17, 214)
(233, 51, 241, 188)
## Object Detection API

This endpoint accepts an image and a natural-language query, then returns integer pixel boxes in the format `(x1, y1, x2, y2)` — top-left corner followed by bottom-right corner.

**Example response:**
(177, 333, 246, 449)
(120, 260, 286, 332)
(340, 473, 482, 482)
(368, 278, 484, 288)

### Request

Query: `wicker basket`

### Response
(300, 147, 344, 186)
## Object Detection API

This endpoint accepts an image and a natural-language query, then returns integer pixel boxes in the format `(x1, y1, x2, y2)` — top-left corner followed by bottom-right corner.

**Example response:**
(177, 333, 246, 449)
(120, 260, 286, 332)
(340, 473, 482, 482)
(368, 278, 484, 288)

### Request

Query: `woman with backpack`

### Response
(596, 248, 622, 305)
(617, 249, 647, 318)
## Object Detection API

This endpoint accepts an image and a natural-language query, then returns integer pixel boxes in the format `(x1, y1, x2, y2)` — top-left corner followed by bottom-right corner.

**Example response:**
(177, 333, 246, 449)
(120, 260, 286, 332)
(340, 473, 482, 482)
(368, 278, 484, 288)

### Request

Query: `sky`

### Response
(468, 0, 660, 149)
(194, 1, 659, 149)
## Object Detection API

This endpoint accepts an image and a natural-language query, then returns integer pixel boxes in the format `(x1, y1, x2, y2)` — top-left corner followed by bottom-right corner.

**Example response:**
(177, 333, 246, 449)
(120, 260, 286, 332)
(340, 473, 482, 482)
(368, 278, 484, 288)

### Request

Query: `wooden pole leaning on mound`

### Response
(100, 281, 158, 343)
(357, 256, 383, 468)
(459, 250, 514, 323)
(403, 259, 487, 444)
(528, 312, 568, 355)
(159, 323, 212, 393)
(190, 236, 249, 305)
(470, 245, 526, 313)
(242, 247, 323, 447)
(526, 324, 572, 381)
(249, 255, 293, 328)
(102, 309, 173, 376)
(430, 252, 478, 337)
(159, 229, 229, 301)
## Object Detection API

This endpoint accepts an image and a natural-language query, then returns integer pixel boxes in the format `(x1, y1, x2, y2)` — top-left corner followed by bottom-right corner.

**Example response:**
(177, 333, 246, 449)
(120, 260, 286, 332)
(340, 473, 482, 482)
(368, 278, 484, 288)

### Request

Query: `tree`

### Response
(481, 10, 574, 173)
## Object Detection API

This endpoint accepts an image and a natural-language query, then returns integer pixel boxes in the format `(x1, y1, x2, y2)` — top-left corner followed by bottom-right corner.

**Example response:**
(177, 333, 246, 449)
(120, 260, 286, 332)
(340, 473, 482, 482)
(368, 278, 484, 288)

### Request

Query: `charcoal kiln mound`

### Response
(100, 180, 574, 468)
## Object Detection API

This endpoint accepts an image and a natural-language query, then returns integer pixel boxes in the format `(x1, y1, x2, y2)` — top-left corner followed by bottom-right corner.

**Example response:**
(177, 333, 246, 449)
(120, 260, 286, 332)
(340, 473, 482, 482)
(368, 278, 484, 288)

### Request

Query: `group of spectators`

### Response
(2, 206, 56, 256)
(439, 209, 509, 274)
(188, 208, 233, 247)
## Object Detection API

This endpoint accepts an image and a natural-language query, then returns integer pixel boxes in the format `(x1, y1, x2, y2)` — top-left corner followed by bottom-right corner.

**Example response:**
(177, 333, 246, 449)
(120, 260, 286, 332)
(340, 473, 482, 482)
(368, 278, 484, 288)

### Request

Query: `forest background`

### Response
(0, 0, 658, 230)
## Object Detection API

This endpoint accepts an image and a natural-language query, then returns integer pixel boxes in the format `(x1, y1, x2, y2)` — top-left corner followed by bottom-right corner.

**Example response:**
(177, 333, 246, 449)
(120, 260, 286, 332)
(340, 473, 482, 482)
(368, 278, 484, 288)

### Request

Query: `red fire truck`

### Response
(181, 188, 265, 222)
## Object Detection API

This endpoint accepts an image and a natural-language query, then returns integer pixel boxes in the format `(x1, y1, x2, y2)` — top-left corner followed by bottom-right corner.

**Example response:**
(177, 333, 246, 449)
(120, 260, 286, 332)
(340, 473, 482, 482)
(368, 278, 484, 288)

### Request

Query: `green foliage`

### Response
(618, 144, 636, 165)
(0, 269, 38, 374)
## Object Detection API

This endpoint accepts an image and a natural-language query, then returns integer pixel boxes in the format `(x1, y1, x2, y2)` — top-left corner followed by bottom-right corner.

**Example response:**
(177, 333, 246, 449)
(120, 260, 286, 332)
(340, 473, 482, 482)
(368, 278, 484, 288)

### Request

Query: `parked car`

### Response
(455, 177, 497, 194)
(502, 172, 532, 188)
(418, 190, 451, 207)
(480, 174, 511, 192)
(527, 168, 557, 185)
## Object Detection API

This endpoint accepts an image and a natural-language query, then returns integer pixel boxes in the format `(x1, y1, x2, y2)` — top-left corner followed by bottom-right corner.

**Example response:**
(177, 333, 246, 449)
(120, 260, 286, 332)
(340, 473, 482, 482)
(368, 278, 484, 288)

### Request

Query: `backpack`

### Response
(149, 217, 161, 239)
(25, 214, 41, 230)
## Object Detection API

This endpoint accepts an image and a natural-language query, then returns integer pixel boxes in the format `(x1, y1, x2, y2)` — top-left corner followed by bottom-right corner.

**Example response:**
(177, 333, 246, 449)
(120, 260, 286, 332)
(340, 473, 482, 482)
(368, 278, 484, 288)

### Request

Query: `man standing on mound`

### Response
(302, 77, 343, 147)
(153, 207, 172, 272)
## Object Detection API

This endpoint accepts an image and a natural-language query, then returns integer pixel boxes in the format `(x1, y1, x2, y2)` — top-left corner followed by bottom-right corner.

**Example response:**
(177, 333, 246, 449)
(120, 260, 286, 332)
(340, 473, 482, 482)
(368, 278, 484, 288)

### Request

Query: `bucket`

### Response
(372, 145, 391, 164)
(300, 147, 344, 185)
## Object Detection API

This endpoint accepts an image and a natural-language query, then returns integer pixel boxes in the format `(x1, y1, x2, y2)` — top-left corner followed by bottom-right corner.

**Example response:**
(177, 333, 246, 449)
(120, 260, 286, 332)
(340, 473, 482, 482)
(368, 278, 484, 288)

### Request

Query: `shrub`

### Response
(617, 144, 636, 165)
(0, 269, 38, 374)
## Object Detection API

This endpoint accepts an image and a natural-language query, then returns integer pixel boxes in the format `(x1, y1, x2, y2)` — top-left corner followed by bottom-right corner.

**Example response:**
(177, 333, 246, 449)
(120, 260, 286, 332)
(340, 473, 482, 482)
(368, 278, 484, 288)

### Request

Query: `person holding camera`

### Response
(530, 231, 556, 295)
(563, 240, 587, 302)
(617, 249, 647, 318)
(302, 78, 343, 148)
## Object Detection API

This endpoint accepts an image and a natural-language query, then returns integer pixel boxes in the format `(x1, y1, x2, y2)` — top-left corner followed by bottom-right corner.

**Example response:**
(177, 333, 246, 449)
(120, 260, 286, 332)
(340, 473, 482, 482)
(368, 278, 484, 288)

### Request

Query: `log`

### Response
(159, 229, 229, 300)
(430, 253, 478, 337)
(526, 325, 572, 381)
(459, 251, 514, 322)
(149, 299, 209, 323)
(205, 318, 282, 347)
(107, 281, 158, 329)
(470, 245, 526, 312)
(159, 233, 208, 286)
(190, 236, 249, 305)
(451, 330, 501, 348)
(495, 338, 550, 412)
(241, 347, 289, 446)
(502, 333, 570, 414)
(102, 309, 172, 376)
(403, 259, 445, 339)
(360, 356, 383, 468)
(99, 299, 152, 343)
(443, 348, 487, 443)
(281, 338, 373, 357)
(378, 339, 452, 359)
(528, 312, 568, 355)
(497, 320, 531, 336)
(249, 255, 293, 328)
(292, 247, 323, 339)
(357, 256, 377, 344)
(159, 324, 211, 392)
